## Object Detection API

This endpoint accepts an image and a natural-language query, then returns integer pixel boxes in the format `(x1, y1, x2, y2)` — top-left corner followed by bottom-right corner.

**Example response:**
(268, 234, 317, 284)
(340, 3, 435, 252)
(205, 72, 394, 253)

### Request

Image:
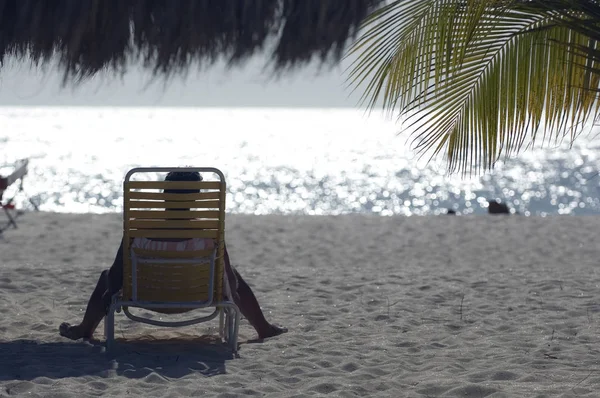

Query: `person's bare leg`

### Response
(233, 270, 287, 339)
(60, 241, 124, 341)
(223, 245, 286, 339)
(59, 270, 109, 340)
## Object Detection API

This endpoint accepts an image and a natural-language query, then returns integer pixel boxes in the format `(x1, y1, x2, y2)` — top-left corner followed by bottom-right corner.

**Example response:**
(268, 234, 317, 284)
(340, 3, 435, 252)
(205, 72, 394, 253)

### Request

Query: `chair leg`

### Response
(225, 309, 231, 347)
(231, 307, 240, 352)
(224, 307, 240, 352)
(2, 205, 17, 229)
(105, 304, 116, 353)
(224, 308, 230, 343)
(226, 308, 233, 352)
(219, 308, 225, 338)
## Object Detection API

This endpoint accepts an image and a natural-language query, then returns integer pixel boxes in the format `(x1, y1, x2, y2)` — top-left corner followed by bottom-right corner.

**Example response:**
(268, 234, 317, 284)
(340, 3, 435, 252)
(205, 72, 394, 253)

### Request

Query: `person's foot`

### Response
(258, 324, 288, 339)
(59, 322, 89, 340)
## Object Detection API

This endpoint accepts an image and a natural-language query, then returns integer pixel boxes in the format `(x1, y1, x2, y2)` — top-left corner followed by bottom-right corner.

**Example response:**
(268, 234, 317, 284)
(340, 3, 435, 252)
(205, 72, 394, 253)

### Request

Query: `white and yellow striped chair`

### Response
(105, 167, 240, 353)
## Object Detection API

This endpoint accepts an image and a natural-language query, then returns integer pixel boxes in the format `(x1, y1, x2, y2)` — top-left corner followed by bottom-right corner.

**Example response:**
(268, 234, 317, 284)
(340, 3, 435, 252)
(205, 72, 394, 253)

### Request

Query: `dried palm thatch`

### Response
(0, 0, 384, 83)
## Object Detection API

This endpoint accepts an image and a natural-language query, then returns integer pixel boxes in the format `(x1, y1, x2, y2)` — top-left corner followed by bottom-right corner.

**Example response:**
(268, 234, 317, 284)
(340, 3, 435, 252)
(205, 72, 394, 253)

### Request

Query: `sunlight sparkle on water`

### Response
(1, 107, 600, 215)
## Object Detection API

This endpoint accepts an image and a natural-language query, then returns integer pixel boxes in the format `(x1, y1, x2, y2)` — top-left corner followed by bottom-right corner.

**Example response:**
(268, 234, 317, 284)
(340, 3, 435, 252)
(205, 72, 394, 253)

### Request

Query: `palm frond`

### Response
(348, 0, 600, 174)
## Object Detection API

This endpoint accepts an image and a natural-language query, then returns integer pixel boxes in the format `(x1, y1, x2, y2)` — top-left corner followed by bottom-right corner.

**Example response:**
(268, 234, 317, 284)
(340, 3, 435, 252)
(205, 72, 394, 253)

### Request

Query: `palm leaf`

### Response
(348, 0, 600, 174)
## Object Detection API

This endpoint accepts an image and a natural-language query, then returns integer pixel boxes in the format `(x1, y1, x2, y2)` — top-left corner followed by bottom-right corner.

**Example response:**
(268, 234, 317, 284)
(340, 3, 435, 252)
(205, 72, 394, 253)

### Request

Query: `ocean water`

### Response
(1, 107, 600, 216)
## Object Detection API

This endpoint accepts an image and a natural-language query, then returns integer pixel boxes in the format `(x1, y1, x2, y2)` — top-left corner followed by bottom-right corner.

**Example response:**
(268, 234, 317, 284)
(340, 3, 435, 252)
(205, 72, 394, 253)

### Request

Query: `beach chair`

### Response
(0, 159, 37, 234)
(105, 167, 240, 353)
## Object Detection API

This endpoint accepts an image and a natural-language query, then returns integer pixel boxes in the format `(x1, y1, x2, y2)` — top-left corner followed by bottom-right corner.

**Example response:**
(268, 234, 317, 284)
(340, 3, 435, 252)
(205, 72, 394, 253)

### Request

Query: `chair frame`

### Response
(1, 159, 38, 235)
(105, 167, 240, 353)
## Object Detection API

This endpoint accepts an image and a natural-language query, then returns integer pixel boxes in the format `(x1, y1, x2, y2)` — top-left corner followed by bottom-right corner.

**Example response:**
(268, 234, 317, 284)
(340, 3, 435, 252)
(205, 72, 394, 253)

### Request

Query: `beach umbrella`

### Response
(0, 0, 384, 83)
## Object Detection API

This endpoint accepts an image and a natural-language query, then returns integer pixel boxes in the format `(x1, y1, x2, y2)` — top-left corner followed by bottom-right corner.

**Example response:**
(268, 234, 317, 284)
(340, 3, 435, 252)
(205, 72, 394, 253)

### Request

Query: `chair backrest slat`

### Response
(128, 181, 221, 190)
(126, 200, 221, 209)
(129, 191, 221, 201)
(128, 220, 220, 229)
(128, 210, 220, 219)
(128, 229, 219, 239)
(131, 248, 215, 258)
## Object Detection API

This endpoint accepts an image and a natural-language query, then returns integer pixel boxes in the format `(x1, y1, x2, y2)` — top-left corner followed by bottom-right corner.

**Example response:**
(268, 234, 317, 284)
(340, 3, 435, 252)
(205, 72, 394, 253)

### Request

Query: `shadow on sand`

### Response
(0, 334, 235, 381)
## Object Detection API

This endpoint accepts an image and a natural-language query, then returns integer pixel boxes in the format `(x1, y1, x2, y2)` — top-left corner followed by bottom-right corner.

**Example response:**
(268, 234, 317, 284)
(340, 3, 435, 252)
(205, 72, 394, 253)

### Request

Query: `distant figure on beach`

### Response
(487, 199, 510, 214)
(59, 171, 287, 342)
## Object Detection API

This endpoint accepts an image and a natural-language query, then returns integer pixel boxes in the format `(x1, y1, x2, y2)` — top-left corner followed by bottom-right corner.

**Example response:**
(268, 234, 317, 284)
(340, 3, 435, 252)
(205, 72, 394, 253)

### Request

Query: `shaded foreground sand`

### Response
(1, 212, 600, 397)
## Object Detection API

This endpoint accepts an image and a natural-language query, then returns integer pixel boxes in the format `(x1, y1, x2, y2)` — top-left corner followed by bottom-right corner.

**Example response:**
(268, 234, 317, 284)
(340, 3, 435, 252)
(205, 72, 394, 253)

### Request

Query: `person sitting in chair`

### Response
(59, 171, 287, 341)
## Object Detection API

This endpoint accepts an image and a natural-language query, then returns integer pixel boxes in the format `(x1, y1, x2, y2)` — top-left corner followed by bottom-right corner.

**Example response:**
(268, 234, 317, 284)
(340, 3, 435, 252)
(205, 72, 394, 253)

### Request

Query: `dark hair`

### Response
(164, 171, 202, 194)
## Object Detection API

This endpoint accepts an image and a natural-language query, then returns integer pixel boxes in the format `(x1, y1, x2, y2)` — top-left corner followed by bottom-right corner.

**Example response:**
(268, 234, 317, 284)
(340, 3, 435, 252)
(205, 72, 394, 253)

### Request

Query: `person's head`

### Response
(164, 171, 203, 194)
(164, 171, 202, 213)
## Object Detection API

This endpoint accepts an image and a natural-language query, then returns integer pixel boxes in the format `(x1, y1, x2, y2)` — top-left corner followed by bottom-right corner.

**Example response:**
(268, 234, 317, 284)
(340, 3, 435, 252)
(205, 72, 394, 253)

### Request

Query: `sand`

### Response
(1, 212, 600, 397)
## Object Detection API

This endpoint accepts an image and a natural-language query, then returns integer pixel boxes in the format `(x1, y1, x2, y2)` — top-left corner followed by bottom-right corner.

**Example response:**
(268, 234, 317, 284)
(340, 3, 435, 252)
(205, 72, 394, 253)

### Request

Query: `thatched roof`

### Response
(0, 0, 384, 83)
